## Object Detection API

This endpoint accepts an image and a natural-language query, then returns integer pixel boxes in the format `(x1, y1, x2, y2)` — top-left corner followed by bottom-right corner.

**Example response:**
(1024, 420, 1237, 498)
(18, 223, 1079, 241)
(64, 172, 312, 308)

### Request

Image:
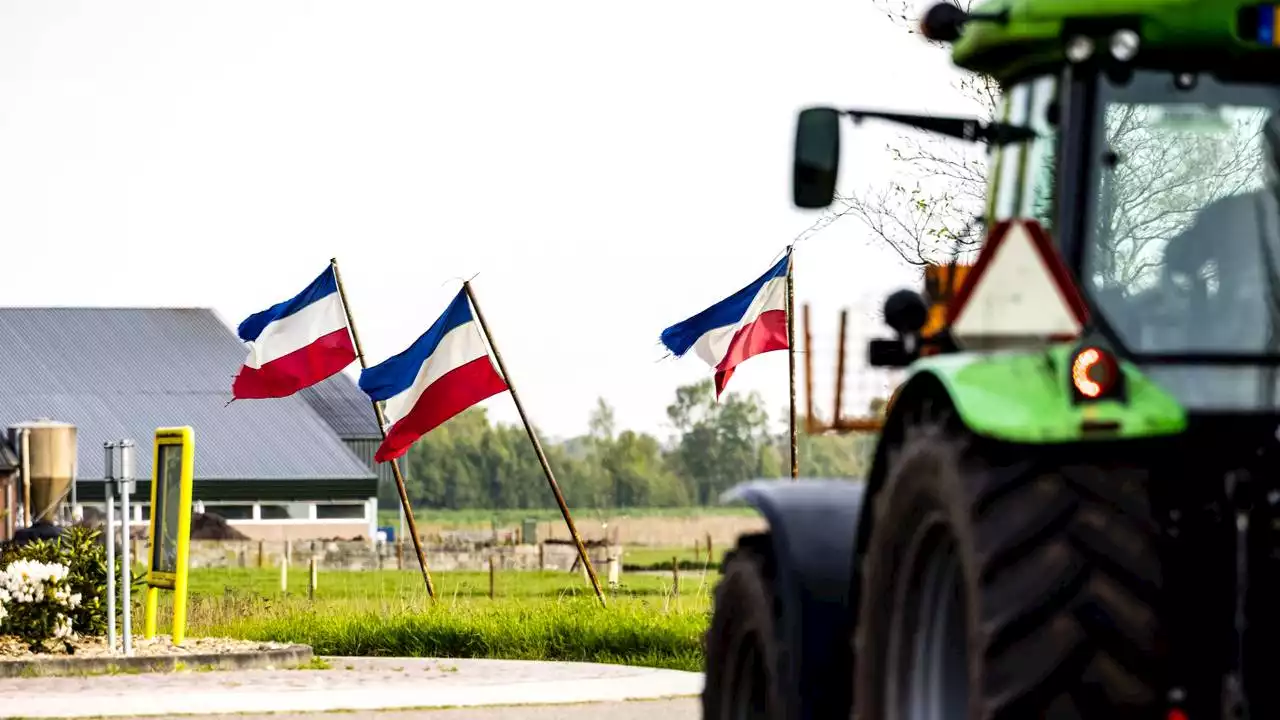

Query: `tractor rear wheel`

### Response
(853, 422, 1168, 719)
(702, 533, 782, 720)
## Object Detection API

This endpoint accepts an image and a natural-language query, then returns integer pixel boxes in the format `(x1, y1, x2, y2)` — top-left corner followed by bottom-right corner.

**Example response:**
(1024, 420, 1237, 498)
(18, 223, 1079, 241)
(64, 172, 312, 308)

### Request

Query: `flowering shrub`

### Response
(0, 558, 81, 646)
(0, 526, 138, 650)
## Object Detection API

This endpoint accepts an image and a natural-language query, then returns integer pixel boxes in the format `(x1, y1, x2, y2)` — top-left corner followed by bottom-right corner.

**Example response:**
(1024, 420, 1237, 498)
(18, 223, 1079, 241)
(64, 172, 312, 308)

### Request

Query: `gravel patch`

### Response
(0, 634, 294, 661)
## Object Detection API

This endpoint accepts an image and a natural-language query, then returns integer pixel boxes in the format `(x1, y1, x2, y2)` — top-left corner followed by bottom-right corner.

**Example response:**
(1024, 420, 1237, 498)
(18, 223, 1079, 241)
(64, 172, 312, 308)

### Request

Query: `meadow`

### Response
(146, 562, 720, 672)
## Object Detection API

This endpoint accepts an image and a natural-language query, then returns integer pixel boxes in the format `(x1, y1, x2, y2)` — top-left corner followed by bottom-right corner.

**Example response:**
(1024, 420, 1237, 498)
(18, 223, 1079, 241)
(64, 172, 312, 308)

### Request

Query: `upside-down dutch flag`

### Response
(358, 288, 509, 463)
(660, 250, 791, 397)
(231, 265, 357, 400)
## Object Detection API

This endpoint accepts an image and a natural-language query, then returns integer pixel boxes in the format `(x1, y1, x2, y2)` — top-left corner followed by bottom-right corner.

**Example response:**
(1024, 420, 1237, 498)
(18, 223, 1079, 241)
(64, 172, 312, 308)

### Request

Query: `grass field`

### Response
(142, 564, 719, 672)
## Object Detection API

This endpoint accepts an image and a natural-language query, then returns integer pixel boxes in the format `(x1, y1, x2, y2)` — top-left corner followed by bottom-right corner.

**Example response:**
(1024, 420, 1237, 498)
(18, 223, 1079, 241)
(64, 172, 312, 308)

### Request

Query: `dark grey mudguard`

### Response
(720, 479, 866, 720)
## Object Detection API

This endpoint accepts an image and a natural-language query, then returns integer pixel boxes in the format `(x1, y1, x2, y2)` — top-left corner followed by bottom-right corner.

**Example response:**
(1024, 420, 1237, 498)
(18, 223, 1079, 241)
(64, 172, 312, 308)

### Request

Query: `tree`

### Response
(846, 0, 1264, 279)
(666, 380, 772, 504)
(828, 0, 996, 267)
(587, 397, 616, 441)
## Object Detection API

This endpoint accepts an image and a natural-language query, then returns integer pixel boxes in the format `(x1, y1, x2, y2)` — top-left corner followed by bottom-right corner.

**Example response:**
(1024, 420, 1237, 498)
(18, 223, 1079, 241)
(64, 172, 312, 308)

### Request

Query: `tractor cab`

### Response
(795, 0, 1280, 416)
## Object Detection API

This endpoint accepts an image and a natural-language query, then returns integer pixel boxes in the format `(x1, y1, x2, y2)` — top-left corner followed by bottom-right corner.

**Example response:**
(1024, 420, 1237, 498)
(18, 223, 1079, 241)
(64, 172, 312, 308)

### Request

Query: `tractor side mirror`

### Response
(869, 289, 930, 368)
(883, 289, 929, 336)
(793, 107, 841, 209)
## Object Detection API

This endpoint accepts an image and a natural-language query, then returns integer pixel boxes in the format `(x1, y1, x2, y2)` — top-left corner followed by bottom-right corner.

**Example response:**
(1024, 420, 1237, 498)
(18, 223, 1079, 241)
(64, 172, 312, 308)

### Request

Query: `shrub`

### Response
(0, 558, 80, 648)
(0, 526, 143, 646)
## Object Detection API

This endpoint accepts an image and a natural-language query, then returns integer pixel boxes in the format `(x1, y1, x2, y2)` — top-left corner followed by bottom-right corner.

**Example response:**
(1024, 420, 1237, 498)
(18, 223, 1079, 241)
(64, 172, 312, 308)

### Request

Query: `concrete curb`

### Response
(0, 644, 313, 678)
(0, 656, 704, 718)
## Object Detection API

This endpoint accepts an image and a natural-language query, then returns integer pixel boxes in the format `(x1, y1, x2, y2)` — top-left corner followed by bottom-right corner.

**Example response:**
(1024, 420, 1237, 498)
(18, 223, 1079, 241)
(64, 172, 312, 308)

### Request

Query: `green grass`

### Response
(622, 546, 727, 570)
(142, 566, 717, 672)
(375, 505, 758, 529)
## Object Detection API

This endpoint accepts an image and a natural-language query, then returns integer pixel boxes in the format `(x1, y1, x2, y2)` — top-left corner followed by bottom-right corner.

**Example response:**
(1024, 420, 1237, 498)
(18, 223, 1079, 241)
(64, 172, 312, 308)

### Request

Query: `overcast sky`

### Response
(0, 1, 981, 441)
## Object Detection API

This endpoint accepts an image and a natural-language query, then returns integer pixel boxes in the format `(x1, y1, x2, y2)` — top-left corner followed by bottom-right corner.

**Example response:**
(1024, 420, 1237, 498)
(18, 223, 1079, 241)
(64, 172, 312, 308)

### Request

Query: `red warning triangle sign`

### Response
(946, 218, 1089, 343)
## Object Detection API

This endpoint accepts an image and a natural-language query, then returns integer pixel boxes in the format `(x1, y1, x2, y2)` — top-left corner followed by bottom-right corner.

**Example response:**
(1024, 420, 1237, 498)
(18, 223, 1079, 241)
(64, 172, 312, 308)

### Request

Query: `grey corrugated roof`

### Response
(298, 372, 381, 440)
(0, 307, 375, 484)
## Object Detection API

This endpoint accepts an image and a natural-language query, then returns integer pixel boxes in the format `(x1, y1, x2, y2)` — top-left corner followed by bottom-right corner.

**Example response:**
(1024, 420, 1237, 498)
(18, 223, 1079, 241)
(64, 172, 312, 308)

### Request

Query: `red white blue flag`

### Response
(231, 265, 357, 400)
(358, 289, 508, 463)
(660, 250, 791, 397)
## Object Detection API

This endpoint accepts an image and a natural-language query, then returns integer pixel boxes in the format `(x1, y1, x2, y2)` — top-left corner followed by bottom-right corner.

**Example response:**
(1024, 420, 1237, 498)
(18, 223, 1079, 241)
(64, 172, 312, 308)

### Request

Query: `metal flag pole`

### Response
(118, 439, 134, 656)
(103, 443, 118, 654)
(786, 246, 799, 481)
(329, 258, 437, 601)
(462, 280, 607, 608)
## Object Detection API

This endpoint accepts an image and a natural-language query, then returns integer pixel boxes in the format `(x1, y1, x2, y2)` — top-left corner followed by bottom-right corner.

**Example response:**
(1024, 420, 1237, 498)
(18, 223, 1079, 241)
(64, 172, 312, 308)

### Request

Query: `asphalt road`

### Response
(111, 698, 701, 720)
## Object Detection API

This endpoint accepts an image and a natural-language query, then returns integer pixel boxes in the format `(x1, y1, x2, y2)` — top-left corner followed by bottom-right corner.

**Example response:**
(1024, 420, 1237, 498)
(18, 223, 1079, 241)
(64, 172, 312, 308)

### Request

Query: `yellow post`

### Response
(171, 432, 194, 646)
(144, 586, 159, 639)
(144, 426, 195, 646)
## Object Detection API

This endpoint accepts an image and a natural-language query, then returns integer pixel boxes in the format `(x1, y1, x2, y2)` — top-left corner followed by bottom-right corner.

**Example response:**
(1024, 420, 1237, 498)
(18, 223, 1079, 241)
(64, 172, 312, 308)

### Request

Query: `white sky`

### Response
(0, 1, 982, 441)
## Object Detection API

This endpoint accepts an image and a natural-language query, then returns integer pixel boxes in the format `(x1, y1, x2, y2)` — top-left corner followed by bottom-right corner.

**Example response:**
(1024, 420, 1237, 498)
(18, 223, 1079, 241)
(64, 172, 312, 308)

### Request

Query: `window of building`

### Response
(204, 504, 254, 521)
(315, 503, 367, 520)
(259, 502, 310, 520)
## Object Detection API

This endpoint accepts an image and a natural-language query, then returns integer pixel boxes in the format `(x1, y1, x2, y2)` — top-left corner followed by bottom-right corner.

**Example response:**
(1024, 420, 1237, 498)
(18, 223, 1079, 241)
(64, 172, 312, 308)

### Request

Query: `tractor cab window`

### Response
(988, 75, 1058, 233)
(1085, 70, 1280, 357)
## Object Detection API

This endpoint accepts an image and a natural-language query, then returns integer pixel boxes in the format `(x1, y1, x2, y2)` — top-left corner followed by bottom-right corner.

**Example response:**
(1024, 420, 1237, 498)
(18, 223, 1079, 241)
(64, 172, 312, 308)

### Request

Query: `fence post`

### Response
(706, 534, 713, 564)
(280, 557, 288, 594)
(538, 542, 545, 570)
(489, 556, 496, 599)
(397, 539, 404, 570)
(308, 557, 318, 601)
(257, 540, 264, 569)
(672, 556, 680, 596)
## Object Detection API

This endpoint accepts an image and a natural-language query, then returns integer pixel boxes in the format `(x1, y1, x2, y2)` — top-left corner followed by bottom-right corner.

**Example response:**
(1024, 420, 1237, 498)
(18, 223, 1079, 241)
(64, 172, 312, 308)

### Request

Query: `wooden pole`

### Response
(835, 308, 849, 429)
(329, 258, 437, 601)
(462, 281, 607, 608)
(786, 247, 798, 481)
(803, 303, 816, 435)
(20, 429, 31, 526)
(489, 556, 496, 599)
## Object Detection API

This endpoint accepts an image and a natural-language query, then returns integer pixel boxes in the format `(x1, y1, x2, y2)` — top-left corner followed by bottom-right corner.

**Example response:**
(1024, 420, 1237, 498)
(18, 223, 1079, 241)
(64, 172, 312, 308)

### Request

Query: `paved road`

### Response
(0, 657, 703, 719)
(111, 698, 701, 720)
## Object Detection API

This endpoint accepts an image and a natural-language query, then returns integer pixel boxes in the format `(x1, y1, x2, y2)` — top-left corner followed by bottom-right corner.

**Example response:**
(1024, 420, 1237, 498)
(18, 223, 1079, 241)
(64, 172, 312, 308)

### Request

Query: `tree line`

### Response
(389, 379, 876, 511)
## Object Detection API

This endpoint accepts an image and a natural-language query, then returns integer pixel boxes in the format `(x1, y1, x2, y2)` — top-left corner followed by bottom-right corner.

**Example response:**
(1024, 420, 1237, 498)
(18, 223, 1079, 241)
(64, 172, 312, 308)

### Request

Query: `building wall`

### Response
(77, 496, 379, 542)
(0, 470, 15, 542)
(219, 521, 369, 542)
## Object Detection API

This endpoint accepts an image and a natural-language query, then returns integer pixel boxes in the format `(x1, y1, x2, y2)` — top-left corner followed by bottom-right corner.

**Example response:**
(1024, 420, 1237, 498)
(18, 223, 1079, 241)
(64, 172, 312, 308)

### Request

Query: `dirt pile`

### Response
(74, 511, 249, 541)
(187, 512, 248, 540)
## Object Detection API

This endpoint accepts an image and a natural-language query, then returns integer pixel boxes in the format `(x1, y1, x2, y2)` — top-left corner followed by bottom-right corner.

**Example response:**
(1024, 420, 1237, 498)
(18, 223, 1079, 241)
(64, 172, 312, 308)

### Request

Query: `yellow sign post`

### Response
(142, 426, 194, 645)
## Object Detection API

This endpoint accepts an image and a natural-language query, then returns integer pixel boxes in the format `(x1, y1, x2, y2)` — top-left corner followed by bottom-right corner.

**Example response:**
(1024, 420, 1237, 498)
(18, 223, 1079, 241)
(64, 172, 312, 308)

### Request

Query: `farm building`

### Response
(298, 371, 406, 508)
(0, 307, 378, 542)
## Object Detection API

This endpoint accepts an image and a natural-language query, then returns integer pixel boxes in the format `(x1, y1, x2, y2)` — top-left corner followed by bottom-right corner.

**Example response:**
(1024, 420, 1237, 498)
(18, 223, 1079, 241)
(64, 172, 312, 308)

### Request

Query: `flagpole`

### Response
(462, 280, 607, 609)
(786, 246, 799, 481)
(329, 258, 437, 601)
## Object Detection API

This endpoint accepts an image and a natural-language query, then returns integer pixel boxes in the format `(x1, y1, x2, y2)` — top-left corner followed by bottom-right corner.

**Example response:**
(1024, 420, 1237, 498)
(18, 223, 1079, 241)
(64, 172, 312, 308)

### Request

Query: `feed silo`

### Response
(8, 419, 77, 526)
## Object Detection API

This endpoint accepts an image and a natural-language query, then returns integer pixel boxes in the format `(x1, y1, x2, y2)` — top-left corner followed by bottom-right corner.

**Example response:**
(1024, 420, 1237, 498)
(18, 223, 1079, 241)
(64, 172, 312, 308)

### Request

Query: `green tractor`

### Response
(701, 1, 1280, 718)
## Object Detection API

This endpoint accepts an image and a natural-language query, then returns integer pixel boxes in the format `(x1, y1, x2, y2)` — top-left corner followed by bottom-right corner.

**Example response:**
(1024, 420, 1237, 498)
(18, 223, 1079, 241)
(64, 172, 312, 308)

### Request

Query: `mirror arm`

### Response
(844, 109, 1036, 146)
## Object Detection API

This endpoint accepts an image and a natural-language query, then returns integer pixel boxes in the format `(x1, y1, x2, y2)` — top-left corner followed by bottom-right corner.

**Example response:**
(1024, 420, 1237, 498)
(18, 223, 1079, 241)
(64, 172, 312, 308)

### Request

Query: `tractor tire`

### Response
(703, 533, 783, 720)
(853, 422, 1168, 719)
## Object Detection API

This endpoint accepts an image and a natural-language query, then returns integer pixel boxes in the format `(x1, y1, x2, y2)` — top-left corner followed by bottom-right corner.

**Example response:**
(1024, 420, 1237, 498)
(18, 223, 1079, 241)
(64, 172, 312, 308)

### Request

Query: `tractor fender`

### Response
(905, 347, 1186, 444)
(722, 478, 865, 720)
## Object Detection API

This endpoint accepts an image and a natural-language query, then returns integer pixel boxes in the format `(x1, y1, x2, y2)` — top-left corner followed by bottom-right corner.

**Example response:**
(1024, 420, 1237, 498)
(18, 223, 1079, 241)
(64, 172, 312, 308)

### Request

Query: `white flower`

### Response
(51, 612, 73, 640)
